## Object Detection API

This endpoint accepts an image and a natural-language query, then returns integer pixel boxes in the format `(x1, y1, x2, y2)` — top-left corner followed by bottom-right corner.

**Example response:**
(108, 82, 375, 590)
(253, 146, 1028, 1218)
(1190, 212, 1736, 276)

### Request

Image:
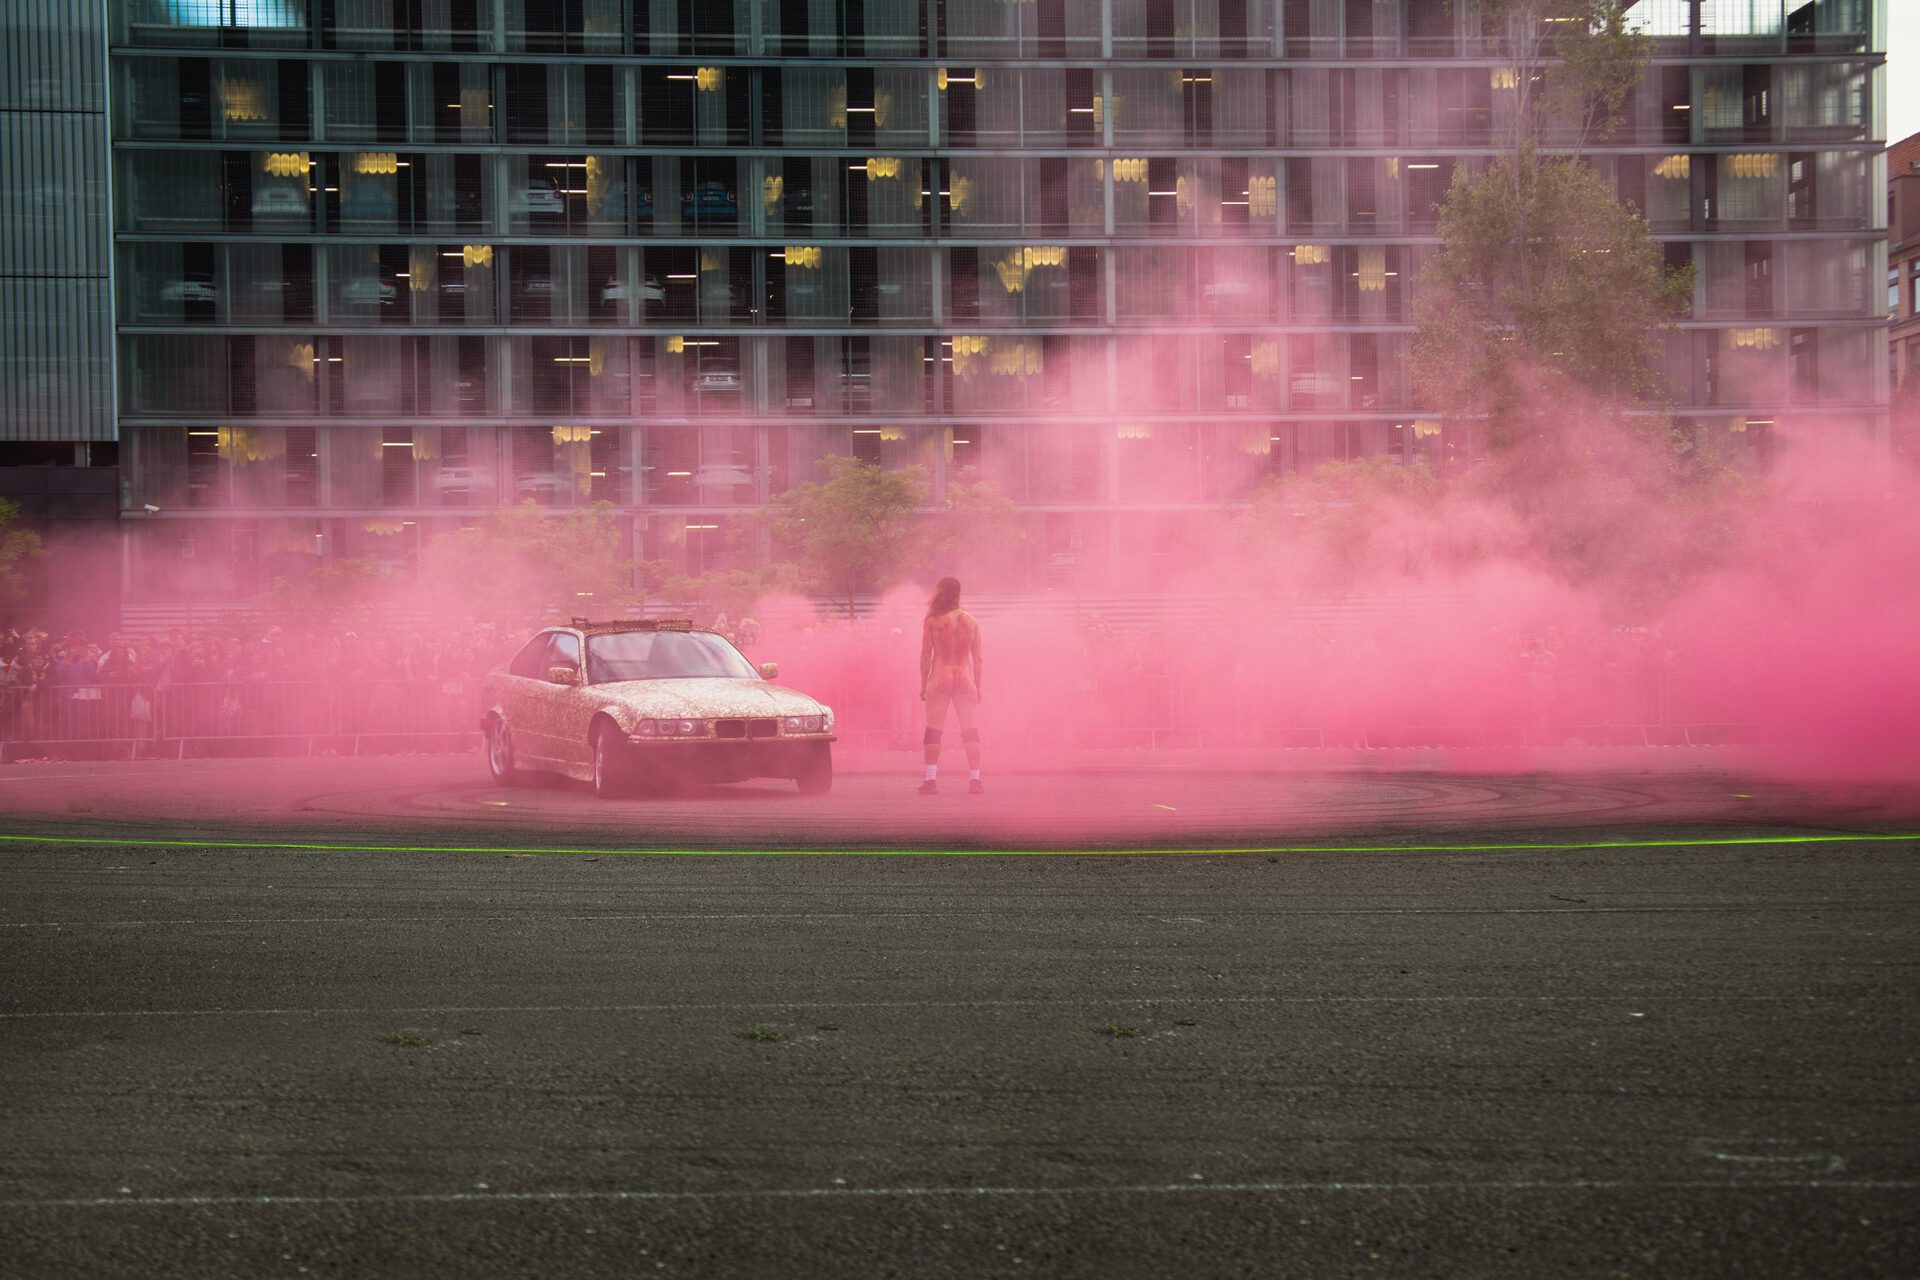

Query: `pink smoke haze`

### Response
(18, 316, 1911, 817)
(751, 407, 1920, 794)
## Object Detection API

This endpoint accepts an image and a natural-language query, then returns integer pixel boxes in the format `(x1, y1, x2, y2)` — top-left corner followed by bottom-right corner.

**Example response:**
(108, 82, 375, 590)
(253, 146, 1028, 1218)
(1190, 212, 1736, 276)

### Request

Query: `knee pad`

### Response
(923, 728, 943, 745)
(962, 728, 982, 744)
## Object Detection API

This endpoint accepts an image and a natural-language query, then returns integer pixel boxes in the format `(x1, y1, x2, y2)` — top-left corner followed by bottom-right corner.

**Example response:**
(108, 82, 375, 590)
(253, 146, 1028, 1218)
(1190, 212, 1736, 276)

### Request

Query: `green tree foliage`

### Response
(1410, 153, 1692, 450)
(766, 456, 927, 616)
(656, 564, 804, 626)
(924, 465, 1026, 587)
(1413, 0, 1690, 454)
(1414, 0, 1688, 429)
(261, 554, 387, 629)
(1475, 0, 1650, 154)
(418, 501, 634, 619)
(1241, 458, 1454, 588)
(1402, 2, 1770, 602)
(0, 498, 46, 615)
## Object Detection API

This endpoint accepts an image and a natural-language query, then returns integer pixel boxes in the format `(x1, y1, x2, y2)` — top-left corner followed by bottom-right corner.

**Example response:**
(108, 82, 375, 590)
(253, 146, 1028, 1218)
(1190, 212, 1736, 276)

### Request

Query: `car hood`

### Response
(594, 678, 825, 719)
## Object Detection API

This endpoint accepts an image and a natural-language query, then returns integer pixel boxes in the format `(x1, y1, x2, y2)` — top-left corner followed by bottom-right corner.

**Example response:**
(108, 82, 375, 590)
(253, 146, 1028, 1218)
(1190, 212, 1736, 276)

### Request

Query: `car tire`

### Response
(486, 720, 516, 785)
(795, 745, 833, 795)
(591, 725, 629, 799)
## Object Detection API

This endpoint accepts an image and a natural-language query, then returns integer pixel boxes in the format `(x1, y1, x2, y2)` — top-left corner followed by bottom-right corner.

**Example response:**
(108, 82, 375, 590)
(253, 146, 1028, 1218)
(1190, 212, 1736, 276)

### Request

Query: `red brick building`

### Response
(1891, 132, 1920, 461)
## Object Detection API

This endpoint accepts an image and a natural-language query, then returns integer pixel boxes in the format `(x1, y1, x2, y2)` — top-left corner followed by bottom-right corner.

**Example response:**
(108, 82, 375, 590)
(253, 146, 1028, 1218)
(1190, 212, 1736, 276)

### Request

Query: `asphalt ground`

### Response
(1, 756, 1917, 1277)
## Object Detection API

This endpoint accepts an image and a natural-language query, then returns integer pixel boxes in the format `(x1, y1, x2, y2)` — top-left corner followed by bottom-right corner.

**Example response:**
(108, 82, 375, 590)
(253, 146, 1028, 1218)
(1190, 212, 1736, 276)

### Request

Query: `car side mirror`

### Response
(547, 665, 578, 686)
(758, 661, 779, 681)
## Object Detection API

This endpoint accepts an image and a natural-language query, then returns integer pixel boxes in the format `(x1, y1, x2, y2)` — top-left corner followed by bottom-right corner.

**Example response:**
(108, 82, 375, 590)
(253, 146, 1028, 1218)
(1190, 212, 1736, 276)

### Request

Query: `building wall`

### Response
(1, 0, 116, 445)
(1887, 132, 1920, 393)
(103, 0, 1888, 599)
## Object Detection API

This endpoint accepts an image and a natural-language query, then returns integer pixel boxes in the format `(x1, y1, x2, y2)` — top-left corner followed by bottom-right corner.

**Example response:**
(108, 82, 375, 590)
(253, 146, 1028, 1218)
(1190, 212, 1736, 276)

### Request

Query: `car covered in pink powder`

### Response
(480, 619, 835, 798)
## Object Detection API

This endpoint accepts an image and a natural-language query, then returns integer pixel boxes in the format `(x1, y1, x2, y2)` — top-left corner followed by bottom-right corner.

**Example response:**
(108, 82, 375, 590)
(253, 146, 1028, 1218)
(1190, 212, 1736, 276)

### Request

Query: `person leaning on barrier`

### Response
(95, 636, 138, 683)
(6, 643, 55, 741)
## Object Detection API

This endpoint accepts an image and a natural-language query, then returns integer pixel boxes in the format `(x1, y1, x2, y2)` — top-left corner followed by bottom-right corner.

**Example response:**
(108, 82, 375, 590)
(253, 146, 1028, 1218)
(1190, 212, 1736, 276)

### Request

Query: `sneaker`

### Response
(968, 778, 984, 794)
(917, 779, 938, 794)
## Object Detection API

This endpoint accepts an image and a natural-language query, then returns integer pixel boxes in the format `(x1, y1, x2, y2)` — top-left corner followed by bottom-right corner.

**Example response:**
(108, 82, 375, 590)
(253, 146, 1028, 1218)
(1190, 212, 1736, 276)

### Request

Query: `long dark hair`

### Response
(927, 576, 962, 617)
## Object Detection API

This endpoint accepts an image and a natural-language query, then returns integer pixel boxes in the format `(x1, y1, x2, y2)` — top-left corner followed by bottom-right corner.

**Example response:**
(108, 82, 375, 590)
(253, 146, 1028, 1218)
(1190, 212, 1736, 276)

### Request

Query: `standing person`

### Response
(918, 576, 983, 794)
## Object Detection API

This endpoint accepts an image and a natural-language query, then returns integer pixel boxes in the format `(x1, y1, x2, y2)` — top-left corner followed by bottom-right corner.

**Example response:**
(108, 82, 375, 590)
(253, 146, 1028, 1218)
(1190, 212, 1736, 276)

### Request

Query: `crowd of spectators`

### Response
(0, 619, 513, 745)
(0, 621, 506, 692)
(0, 601, 1727, 750)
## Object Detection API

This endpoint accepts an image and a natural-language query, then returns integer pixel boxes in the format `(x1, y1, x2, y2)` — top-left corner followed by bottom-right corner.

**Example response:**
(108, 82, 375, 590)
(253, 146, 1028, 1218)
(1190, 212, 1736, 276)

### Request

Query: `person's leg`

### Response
(921, 690, 951, 791)
(954, 693, 982, 789)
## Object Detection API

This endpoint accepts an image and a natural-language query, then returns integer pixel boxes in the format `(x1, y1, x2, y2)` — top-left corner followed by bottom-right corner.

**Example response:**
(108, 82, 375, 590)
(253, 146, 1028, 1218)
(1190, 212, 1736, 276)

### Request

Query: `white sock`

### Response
(924, 765, 938, 781)
(968, 770, 981, 781)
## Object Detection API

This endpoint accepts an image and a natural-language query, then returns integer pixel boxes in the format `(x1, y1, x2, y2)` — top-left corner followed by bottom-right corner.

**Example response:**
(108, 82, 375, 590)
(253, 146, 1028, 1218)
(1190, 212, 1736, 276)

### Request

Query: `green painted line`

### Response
(0, 832, 1913, 858)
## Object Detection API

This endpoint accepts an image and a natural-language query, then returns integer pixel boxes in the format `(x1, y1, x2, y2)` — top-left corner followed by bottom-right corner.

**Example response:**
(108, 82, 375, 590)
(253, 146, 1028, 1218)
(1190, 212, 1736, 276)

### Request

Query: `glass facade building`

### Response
(96, 0, 1886, 599)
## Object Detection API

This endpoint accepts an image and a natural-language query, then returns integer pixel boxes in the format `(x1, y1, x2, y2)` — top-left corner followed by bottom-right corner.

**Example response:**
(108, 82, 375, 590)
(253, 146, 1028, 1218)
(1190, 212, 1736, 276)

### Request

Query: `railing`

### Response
(801, 664, 1773, 754)
(0, 667, 1771, 761)
(0, 680, 479, 758)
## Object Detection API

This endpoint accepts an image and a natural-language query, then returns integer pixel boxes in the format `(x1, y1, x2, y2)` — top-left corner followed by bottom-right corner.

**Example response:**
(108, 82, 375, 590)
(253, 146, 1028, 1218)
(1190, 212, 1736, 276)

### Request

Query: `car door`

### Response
(501, 630, 563, 764)
(543, 630, 595, 769)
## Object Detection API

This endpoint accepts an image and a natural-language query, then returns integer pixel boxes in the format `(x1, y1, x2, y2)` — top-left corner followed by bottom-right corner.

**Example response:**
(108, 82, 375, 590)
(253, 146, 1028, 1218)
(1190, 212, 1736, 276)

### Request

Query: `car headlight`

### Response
(782, 714, 826, 734)
(635, 718, 706, 738)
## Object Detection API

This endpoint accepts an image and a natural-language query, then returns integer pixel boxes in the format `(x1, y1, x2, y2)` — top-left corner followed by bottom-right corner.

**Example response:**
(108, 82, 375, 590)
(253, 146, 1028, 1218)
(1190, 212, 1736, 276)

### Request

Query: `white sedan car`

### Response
(481, 619, 835, 797)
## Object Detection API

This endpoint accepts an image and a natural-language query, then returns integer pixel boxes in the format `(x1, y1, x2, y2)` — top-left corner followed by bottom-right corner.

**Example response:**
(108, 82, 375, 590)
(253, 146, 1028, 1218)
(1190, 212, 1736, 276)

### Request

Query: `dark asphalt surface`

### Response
(1, 759, 1917, 1277)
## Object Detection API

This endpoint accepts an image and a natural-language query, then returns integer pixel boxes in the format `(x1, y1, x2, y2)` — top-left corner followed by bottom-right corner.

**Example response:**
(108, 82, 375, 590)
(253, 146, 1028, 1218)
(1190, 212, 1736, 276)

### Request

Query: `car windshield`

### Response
(586, 631, 758, 683)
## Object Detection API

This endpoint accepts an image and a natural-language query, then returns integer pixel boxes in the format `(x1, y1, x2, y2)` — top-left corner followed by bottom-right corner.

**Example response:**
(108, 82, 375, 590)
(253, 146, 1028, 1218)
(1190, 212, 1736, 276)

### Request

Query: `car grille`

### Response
(714, 718, 778, 739)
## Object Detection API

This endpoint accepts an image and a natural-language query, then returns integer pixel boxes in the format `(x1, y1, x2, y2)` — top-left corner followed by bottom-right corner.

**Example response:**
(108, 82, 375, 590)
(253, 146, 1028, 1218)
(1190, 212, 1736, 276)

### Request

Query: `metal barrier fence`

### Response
(787, 664, 1770, 753)
(0, 680, 478, 758)
(0, 668, 1770, 760)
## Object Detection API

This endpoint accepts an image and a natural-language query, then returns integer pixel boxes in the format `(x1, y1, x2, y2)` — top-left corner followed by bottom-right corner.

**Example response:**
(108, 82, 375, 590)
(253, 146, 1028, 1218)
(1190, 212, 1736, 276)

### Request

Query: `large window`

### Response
(644, 424, 758, 506)
(506, 0, 624, 54)
(123, 0, 311, 48)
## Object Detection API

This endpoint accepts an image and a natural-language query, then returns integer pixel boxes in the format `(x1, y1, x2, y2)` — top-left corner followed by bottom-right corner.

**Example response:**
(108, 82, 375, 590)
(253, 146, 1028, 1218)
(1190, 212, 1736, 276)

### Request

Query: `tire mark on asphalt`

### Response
(0, 993, 1861, 1019)
(3, 900, 1914, 928)
(4, 1177, 1917, 1213)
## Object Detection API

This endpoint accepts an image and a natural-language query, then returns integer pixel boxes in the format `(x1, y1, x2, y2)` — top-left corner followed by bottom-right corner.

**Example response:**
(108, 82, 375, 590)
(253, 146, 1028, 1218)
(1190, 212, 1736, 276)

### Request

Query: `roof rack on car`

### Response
(570, 617, 695, 632)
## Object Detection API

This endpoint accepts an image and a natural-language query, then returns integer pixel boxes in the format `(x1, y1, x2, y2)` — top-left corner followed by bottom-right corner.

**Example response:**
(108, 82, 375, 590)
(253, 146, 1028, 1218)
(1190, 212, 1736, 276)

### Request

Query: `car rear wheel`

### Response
(795, 744, 833, 795)
(486, 720, 516, 785)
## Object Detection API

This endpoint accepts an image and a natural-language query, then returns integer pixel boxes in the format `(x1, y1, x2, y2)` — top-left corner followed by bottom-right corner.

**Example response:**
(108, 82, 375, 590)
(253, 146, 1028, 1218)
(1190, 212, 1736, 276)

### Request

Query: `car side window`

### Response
(547, 632, 581, 671)
(508, 633, 555, 679)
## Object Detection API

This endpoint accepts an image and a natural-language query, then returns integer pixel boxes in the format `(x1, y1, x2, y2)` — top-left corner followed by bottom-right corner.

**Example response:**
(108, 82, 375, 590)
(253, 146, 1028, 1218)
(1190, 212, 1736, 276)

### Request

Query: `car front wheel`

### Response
(591, 726, 629, 799)
(794, 744, 833, 795)
(486, 720, 516, 785)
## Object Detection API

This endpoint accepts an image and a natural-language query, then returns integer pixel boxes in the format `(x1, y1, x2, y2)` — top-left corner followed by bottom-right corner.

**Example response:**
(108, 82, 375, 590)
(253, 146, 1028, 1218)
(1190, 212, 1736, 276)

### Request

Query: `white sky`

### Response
(1891, 2, 1918, 143)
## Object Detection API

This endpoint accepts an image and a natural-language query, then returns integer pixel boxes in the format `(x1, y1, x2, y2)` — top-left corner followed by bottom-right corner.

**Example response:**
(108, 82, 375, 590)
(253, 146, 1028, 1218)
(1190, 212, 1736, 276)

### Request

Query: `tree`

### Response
(1404, 2, 1758, 599)
(1410, 153, 1692, 452)
(656, 564, 804, 626)
(1239, 457, 1457, 589)
(261, 555, 387, 630)
(923, 466, 1026, 588)
(1474, 0, 1649, 158)
(416, 501, 635, 621)
(765, 456, 927, 617)
(0, 498, 45, 615)
(1412, 1, 1694, 450)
